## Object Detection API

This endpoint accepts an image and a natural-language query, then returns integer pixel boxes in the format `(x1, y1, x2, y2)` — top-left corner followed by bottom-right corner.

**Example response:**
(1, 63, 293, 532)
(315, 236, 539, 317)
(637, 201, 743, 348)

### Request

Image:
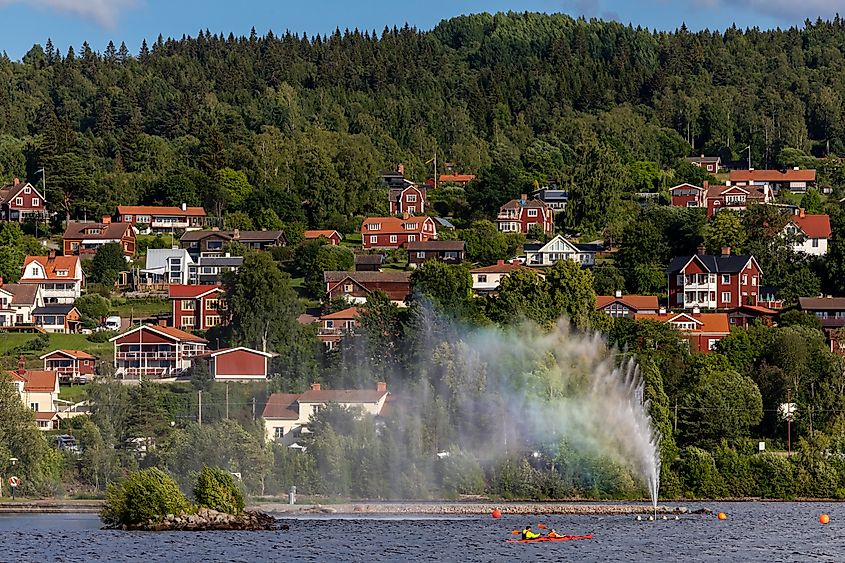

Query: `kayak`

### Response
(506, 534, 593, 544)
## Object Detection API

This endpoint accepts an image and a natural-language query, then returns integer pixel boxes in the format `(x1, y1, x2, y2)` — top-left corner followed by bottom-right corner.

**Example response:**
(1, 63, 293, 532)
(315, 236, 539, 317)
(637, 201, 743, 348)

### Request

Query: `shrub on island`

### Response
(101, 467, 191, 528)
(193, 466, 245, 515)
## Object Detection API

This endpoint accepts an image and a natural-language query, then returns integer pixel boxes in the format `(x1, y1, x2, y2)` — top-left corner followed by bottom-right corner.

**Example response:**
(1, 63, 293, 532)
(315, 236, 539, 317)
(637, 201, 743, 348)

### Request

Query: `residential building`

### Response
(727, 305, 778, 328)
(7, 365, 60, 430)
(63, 219, 136, 257)
(798, 297, 845, 331)
(303, 230, 343, 246)
(323, 271, 412, 307)
(389, 184, 427, 215)
(786, 211, 831, 256)
(110, 324, 207, 381)
(470, 261, 544, 294)
(361, 215, 437, 249)
(670, 183, 707, 208)
(666, 250, 763, 309)
(596, 293, 660, 318)
(140, 248, 195, 288)
(636, 310, 730, 353)
(168, 285, 225, 331)
(495, 195, 555, 235)
(190, 347, 277, 382)
(354, 254, 384, 272)
(729, 168, 816, 194)
(0, 179, 47, 222)
(531, 187, 569, 213)
(263, 382, 389, 443)
(180, 229, 286, 258)
(116, 204, 207, 230)
(426, 174, 476, 188)
(706, 183, 774, 217)
(380, 163, 414, 190)
(33, 305, 81, 333)
(190, 255, 243, 284)
(407, 240, 466, 268)
(0, 283, 41, 327)
(524, 235, 598, 267)
(316, 306, 361, 349)
(684, 155, 721, 173)
(40, 350, 97, 383)
(433, 217, 456, 231)
(19, 254, 83, 304)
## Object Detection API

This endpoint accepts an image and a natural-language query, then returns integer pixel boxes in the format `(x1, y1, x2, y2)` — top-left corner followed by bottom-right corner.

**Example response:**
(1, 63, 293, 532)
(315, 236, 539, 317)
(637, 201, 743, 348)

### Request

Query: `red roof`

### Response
(40, 349, 96, 360)
(596, 295, 659, 311)
(262, 393, 301, 420)
(320, 307, 361, 320)
(730, 169, 816, 183)
(34, 411, 57, 421)
(298, 388, 387, 403)
(791, 214, 831, 239)
(8, 370, 59, 393)
(304, 230, 342, 240)
(118, 205, 206, 217)
(110, 324, 208, 343)
(439, 174, 475, 183)
(168, 284, 223, 299)
(361, 216, 431, 234)
(21, 256, 81, 282)
(636, 312, 730, 334)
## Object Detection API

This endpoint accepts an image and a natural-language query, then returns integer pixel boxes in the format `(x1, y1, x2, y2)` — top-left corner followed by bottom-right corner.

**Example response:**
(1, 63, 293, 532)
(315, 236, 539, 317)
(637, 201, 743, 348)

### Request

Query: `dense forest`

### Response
(4, 12, 845, 232)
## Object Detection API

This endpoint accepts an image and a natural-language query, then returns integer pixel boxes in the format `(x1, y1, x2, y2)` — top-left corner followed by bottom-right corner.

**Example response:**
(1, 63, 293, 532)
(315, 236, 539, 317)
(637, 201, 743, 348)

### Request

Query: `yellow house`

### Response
(7, 368, 60, 431)
(262, 383, 389, 444)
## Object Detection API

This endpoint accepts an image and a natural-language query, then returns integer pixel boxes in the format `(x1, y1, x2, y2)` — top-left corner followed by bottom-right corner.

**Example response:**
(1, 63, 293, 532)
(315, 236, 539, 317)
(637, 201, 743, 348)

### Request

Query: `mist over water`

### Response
(342, 307, 661, 502)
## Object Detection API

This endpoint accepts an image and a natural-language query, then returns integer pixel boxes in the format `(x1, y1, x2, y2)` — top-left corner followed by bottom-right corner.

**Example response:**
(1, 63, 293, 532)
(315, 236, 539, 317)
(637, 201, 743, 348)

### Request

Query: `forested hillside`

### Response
(3, 12, 845, 230)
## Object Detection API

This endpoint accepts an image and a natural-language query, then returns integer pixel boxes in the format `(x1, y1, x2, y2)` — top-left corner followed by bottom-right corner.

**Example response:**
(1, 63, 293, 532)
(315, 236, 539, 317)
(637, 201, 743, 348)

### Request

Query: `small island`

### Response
(101, 466, 278, 531)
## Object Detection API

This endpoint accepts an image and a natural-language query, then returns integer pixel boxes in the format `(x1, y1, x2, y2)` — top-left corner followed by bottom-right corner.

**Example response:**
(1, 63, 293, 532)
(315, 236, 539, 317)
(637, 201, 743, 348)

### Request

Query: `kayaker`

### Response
(546, 529, 562, 539)
(521, 526, 541, 540)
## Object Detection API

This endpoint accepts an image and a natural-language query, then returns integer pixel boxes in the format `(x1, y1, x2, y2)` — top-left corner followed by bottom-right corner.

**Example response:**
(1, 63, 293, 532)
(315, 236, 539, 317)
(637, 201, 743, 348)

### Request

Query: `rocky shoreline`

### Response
(117, 508, 279, 531)
(258, 502, 710, 516)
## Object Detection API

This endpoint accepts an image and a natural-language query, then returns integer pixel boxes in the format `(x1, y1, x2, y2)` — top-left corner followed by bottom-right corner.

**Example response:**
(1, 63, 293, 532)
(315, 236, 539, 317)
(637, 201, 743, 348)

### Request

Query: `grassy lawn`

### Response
(341, 233, 362, 248)
(59, 383, 91, 403)
(109, 297, 170, 318)
(135, 233, 178, 250)
(0, 333, 114, 365)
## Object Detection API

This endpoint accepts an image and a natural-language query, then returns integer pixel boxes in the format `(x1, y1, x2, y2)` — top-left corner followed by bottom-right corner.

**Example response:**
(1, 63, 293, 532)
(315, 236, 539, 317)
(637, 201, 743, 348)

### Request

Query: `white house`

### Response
(786, 211, 831, 256)
(262, 383, 389, 443)
(19, 253, 83, 304)
(141, 248, 195, 286)
(469, 261, 545, 294)
(7, 366, 60, 430)
(523, 235, 599, 267)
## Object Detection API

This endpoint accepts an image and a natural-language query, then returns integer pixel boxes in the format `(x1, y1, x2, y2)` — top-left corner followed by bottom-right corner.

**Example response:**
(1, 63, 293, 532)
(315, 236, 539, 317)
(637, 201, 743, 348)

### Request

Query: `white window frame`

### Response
(14, 197, 22, 206)
(721, 274, 731, 284)
(721, 292, 731, 303)
(389, 235, 398, 244)
(32, 198, 39, 207)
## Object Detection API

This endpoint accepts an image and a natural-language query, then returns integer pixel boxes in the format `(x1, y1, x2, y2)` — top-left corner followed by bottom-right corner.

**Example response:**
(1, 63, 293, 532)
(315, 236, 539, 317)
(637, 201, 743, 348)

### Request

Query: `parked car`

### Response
(55, 435, 80, 454)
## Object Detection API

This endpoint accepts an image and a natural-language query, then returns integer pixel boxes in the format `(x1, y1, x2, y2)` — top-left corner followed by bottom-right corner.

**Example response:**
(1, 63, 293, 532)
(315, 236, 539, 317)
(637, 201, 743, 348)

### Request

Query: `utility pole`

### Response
(252, 397, 256, 420)
(198, 390, 202, 426)
(787, 388, 791, 458)
(225, 383, 229, 419)
(674, 399, 678, 433)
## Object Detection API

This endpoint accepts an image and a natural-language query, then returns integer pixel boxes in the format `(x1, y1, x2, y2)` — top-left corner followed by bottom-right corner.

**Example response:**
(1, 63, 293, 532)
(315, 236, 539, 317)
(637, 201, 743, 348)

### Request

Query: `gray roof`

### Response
(798, 297, 845, 311)
(180, 230, 285, 243)
(144, 248, 194, 272)
(405, 240, 465, 252)
(433, 217, 456, 229)
(34, 305, 78, 315)
(197, 256, 243, 267)
(323, 271, 410, 284)
(666, 254, 756, 275)
(3, 283, 38, 306)
(354, 254, 384, 265)
(523, 243, 542, 252)
(575, 243, 605, 253)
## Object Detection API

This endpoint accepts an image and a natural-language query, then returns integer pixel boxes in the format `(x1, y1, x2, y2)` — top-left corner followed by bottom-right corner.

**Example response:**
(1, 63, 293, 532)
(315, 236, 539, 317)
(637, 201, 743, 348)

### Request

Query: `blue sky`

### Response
(0, 0, 842, 60)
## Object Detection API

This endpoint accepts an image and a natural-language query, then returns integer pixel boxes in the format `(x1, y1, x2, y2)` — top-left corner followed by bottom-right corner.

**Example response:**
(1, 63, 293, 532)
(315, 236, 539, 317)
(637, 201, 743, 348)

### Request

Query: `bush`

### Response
(101, 467, 191, 527)
(193, 466, 245, 515)
(678, 446, 722, 498)
(87, 330, 116, 343)
(749, 454, 795, 499)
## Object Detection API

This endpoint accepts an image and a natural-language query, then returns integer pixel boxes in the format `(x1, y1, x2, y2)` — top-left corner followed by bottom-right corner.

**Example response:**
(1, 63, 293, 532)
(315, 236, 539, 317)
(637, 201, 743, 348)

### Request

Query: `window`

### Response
(83, 360, 89, 366)
(56, 270, 68, 277)
(207, 241, 223, 251)
(206, 316, 221, 327)
(30, 403, 39, 411)
(708, 339, 719, 351)
(325, 320, 334, 329)
(671, 322, 696, 331)
(742, 275, 748, 285)
(14, 197, 22, 206)
(812, 238, 820, 248)
(477, 275, 487, 283)
(677, 275, 684, 285)
(407, 206, 416, 214)
(70, 242, 79, 251)
(406, 194, 417, 202)
(181, 316, 195, 327)
(125, 215, 133, 222)
(721, 292, 731, 304)
(527, 209, 538, 217)
(389, 235, 398, 244)
(752, 276, 757, 286)
(677, 293, 684, 304)
(417, 252, 425, 259)
(32, 198, 39, 207)
(190, 242, 199, 249)
(344, 284, 353, 293)
(182, 300, 195, 310)
(721, 274, 731, 284)
(368, 223, 381, 231)
(408, 235, 416, 242)
(206, 299, 220, 310)
(369, 235, 377, 244)
(24, 187, 30, 194)
(274, 427, 286, 439)
(38, 420, 49, 429)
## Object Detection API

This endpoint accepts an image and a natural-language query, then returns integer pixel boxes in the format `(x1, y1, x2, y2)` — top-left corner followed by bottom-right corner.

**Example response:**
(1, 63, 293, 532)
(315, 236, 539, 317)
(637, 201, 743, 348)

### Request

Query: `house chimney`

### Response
(233, 229, 240, 240)
(397, 163, 405, 176)
(721, 247, 731, 256)
(703, 180, 709, 190)
(497, 259, 505, 266)
(48, 250, 56, 262)
(520, 194, 527, 201)
(376, 382, 387, 393)
(17, 354, 25, 377)
(101, 215, 111, 224)
(614, 290, 622, 298)
(225, 252, 231, 258)
(181, 202, 187, 211)
(310, 383, 321, 391)
(692, 306, 701, 316)
(700, 154, 704, 158)
(13, 177, 20, 186)
(799, 208, 805, 218)
(696, 244, 706, 256)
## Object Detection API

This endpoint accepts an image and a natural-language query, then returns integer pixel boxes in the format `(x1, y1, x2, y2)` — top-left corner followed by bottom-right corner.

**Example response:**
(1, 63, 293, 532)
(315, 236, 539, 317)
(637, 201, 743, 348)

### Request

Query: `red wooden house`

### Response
(40, 349, 97, 383)
(0, 179, 47, 222)
(495, 195, 555, 235)
(636, 310, 730, 353)
(191, 347, 277, 381)
(361, 215, 436, 249)
(670, 183, 707, 208)
(168, 284, 225, 331)
(706, 183, 773, 217)
(595, 293, 659, 318)
(316, 306, 361, 349)
(110, 324, 207, 380)
(63, 219, 136, 256)
(666, 250, 762, 310)
(388, 185, 426, 215)
(303, 230, 343, 246)
(117, 204, 207, 230)
(323, 271, 411, 306)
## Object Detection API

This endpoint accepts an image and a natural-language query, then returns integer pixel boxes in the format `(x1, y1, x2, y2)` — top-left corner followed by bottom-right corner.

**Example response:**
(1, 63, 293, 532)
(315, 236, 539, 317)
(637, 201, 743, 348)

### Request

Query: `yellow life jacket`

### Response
(522, 529, 540, 540)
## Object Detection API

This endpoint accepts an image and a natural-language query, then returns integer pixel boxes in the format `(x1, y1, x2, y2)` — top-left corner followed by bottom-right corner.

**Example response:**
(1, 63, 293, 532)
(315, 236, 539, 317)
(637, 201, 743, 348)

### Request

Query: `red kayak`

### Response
(506, 534, 593, 544)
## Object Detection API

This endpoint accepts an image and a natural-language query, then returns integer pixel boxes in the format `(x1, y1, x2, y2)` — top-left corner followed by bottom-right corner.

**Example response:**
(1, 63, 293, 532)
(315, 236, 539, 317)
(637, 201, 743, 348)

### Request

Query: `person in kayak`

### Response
(546, 529, 562, 539)
(521, 526, 541, 540)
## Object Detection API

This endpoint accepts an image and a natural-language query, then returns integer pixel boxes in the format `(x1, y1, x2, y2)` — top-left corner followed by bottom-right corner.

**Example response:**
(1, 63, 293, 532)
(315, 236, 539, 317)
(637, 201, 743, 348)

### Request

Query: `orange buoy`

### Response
(492, 509, 502, 519)
(820, 514, 830, 525)
(717, 512, 728, 521)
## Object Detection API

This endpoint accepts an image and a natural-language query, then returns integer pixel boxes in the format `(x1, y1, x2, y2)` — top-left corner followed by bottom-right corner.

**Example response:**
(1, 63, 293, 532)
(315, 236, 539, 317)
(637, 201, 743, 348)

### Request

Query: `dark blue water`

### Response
(0, 503, 840, 562)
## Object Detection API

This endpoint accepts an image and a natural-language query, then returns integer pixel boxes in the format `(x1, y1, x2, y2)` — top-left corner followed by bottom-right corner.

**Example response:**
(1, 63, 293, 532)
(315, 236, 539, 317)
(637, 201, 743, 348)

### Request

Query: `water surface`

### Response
(0, 502, 839, 562)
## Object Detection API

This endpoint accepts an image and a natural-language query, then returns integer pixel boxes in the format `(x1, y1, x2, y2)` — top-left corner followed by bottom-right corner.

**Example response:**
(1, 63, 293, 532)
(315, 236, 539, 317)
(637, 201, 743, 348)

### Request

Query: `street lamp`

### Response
(8, 457, 17, 501)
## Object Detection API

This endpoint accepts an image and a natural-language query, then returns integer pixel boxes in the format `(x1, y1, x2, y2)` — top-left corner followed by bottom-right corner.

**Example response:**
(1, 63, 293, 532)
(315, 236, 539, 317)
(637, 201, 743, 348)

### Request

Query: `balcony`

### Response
(151, 220, 190, 229)
(116, 351, 177, 361)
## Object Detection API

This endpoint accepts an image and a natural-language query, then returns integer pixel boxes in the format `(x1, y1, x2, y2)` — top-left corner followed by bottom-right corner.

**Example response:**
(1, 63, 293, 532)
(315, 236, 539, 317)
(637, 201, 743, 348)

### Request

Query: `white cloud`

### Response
(693, 0, 842, 21)
(0, 0, 138, 28)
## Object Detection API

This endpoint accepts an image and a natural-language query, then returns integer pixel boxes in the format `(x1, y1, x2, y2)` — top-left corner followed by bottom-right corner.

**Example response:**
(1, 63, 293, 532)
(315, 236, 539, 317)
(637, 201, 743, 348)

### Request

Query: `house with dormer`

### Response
(19, 253, 83, 304)
(729, 168, 816, 194)
(596, 293, 659, 318)
(323, 271, 411, 306)
(63, 219, 136, 256)
(495, 195, 555, 235)
(0, 283, 41, 328)
(263, 382, 389, 443)
(636, 310, 730, 353)
(0, 179, 47, 222)
(524, 235, 598, 267)
(316, 306, 361, 349)
(7, 364, 60, 430)
(360, 215, 436, 249)
(706, 183, 774, 217)
(666, 249, 762, 310)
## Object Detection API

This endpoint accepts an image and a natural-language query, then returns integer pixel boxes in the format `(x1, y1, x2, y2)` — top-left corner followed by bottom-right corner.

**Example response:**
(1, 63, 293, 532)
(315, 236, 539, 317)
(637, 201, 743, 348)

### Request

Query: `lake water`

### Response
(0, 502, 840, 562)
